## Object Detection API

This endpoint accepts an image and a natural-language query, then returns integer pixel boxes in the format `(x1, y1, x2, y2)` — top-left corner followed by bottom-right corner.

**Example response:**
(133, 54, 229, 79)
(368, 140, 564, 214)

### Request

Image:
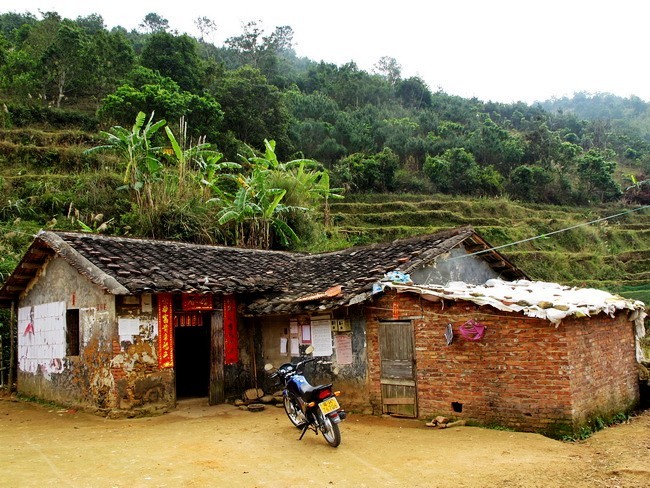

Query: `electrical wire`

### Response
(448, 204, 650, 261)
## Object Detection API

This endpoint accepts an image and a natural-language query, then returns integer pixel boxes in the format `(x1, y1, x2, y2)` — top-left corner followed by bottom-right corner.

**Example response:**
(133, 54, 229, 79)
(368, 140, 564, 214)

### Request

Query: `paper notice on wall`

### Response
(118, 318, 140, 336)
(141, 294, 152, 313)
(311, 322, 333, 356)
(280, 337, 288, 355)
(301, 324, 311, 343)
(335, 334, 353, 365)
(290, 338, 299, 356)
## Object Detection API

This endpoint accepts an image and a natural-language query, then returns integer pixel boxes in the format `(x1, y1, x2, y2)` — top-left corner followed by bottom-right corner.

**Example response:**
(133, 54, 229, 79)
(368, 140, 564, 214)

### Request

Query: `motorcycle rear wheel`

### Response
(317, 410, 341, 447)
(283, 395, 306, 428)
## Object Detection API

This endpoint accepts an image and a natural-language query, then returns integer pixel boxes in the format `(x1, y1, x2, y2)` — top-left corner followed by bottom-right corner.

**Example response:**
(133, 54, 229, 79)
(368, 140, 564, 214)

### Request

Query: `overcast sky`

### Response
(10, 0, 650, 105)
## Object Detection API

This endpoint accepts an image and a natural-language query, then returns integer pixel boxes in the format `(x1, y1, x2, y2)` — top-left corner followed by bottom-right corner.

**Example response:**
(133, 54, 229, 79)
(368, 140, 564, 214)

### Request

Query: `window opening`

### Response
(66, 309, 80, 356)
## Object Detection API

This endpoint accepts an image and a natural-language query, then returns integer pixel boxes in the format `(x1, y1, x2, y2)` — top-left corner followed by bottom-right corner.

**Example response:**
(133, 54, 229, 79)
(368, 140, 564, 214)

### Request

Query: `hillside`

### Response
(328, 194, 649, 304)
(1, 123, 648, 305)
(0, 11, 648, 307)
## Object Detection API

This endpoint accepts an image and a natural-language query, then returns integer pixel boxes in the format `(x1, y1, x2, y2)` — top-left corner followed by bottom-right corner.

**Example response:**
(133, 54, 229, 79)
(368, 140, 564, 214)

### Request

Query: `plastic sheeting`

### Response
(379, 278, 647, 361)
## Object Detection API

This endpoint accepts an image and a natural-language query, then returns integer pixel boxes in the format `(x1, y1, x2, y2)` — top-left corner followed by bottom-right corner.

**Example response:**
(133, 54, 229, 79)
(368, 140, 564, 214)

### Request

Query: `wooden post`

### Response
(9, 301, 16, 393)
(209, 310, 224, 405)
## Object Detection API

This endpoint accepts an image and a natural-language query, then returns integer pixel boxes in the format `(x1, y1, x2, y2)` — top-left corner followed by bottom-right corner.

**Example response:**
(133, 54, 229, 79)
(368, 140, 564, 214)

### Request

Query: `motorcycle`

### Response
(265, 347, 346, 447)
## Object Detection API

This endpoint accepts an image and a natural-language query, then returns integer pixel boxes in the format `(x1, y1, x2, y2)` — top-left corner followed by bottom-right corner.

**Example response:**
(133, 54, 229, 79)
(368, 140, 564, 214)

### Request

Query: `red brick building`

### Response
(365, 286, 643, 437)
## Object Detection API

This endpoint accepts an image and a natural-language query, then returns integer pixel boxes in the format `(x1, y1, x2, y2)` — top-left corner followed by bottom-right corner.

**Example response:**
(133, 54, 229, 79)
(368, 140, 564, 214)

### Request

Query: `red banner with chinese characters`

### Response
(223, 294, 238, 364)
(158, 293, 174, 368)
(182, 294, 213, 311)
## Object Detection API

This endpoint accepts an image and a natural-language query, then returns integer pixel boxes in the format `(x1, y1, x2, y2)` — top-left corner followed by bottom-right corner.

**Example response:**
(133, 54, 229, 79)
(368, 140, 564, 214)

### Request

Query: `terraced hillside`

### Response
(0, 126, 648, 305)
(330, 194, 650, 304)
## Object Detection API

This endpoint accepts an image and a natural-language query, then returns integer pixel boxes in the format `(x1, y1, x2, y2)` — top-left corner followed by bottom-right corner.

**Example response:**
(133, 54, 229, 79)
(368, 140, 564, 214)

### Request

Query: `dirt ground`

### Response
(1, 394, 648, 488)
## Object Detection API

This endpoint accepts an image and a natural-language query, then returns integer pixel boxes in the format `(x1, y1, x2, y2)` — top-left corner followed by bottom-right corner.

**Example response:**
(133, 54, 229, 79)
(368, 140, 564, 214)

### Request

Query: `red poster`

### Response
(158, 293, 174, 368)
(223, 294, 238, 364)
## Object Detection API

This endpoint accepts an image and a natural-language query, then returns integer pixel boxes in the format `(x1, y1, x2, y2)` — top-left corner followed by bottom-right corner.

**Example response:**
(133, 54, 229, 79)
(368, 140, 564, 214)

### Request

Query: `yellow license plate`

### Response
(319, 397, 340, 415)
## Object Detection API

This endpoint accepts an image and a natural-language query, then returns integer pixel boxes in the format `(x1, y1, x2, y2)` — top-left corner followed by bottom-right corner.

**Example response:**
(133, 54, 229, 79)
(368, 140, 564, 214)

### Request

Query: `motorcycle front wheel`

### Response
(283, 395, 306, 428)
(317, 409, 341, 447)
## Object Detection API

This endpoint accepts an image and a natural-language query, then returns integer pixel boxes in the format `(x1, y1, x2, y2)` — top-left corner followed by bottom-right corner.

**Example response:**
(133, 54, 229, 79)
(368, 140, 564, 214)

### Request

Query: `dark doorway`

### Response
(174, 315, 210, 398)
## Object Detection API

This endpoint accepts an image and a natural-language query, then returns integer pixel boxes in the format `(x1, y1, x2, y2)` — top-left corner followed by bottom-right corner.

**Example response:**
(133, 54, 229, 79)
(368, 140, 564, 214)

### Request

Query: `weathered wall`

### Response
(112, 295, 174, 413)
(365, 291, 639, 436)
(409, 246, 500, 285)
(17, 257, 177, 415)
(18, 256, 116, 409)
(255, 307, 370, 412)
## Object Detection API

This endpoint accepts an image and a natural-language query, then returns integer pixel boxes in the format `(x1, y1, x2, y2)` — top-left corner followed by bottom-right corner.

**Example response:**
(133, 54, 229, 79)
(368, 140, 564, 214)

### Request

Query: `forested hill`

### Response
(0, 11, 648, 305)
(1, 10, 649, 203)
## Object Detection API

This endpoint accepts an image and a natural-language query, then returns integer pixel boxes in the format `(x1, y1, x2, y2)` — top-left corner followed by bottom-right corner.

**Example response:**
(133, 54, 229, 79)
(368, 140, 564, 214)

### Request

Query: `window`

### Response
(66, 309, 80, 356)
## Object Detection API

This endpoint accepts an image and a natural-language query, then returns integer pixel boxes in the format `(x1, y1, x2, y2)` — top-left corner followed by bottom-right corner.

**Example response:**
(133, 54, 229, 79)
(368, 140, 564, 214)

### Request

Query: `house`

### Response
(0, 226, 645, 436)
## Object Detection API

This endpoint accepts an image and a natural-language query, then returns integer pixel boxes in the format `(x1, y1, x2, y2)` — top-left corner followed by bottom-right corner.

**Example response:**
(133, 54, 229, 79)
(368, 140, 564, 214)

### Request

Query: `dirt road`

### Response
(1, 395, 648, 488)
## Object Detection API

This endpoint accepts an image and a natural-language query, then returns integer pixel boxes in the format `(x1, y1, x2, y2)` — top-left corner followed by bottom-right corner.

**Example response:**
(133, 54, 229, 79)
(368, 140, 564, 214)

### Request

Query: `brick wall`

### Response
(365, 291, 639, 436)
(566, 313, 639, 424)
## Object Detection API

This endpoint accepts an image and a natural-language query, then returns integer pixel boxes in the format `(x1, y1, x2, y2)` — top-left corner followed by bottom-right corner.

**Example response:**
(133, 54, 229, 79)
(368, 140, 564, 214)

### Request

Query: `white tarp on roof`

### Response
(379, 278, 647, 361)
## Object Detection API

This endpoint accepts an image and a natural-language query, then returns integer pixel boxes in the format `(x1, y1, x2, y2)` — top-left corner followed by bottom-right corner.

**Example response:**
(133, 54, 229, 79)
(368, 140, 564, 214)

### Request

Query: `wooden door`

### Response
(378, 320, 417, 417)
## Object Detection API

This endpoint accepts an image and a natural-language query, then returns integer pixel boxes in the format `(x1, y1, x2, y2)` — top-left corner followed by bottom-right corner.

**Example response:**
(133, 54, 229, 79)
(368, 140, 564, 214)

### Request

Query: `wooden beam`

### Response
(4, 286, 24, 292)
(382, 397, 416, 405)
(11, 273, 34, 280)
(209, 310, 224, 405)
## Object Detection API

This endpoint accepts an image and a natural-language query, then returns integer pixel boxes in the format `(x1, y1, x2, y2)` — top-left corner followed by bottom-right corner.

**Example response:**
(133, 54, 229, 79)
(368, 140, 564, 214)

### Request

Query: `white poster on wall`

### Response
(17, 301, 66, 377)
(311, 318, 333, 357)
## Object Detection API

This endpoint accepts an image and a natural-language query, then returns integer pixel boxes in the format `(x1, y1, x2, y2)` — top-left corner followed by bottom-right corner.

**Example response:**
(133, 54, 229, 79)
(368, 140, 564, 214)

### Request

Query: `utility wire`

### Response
(449, 204, 650, 261)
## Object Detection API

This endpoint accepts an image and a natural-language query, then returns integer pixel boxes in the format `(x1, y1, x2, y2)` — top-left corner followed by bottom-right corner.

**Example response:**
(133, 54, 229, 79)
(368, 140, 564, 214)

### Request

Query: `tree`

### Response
(139, 13, 169, 33)
(423, 147, 503, 196)
(212, 66, 290, 150)
(395, 76, 432, 109)
(225, 20, 264, 68)
(194, 16, 217, 43)
(83, 29, 135, 104)
(373, 56, 401, 86)
(40, 22, 90, 106)
(0, 11, 37, 40)
(469, 115, 524, 173)
(333, 148, 399, 193)
(99, 67, 223, 141)
(75, 13, 105, 34)
(0, 49, 40, 100)
(84, 111, 166, 212)
(507, 165, 556, 203)
(576, 150, 622, 202)
(141, 32, 202, 93)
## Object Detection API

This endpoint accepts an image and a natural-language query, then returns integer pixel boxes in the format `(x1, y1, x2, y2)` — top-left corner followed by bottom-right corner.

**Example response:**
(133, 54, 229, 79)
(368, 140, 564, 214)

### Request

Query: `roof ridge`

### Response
(46, 230, 300, 257)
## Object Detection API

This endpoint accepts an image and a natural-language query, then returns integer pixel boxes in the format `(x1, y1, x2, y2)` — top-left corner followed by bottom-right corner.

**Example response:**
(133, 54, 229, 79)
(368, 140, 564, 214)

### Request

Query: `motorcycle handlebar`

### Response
(297, 356, 318, 370)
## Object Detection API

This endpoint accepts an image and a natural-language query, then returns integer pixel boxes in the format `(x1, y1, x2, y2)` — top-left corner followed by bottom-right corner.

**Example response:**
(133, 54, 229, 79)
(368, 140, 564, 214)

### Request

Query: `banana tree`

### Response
(85, 111, 166, 209)
(215, 165, 303, 249)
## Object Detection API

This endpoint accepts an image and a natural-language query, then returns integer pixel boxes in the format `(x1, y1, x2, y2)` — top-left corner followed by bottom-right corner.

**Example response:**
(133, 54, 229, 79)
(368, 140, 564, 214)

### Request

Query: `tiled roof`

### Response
(246, 227, 480, 315)
(40, 231, 297, 295)
(0, 226, 527, 314)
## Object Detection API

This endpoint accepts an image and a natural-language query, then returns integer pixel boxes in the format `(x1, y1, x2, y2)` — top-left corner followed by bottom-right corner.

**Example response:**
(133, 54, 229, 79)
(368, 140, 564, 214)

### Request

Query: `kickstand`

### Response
(298, 423, 309, 440)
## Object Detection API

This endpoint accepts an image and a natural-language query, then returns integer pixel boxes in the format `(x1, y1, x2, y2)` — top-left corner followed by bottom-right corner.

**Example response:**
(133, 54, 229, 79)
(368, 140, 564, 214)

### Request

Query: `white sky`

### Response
(8, 0, 650, 104)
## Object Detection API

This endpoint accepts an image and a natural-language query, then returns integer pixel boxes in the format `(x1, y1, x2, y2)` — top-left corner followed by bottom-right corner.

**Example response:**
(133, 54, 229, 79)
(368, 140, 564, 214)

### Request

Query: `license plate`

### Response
(319, 397, 340, 415)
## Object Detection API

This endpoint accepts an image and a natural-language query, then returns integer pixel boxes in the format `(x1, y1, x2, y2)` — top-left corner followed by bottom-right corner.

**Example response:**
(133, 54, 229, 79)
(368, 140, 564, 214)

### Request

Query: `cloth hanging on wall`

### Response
(458, 319, 486, 341)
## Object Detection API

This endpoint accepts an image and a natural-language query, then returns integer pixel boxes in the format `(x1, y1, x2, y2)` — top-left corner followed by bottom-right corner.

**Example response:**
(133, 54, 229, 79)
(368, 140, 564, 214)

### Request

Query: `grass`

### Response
(329, 194, 650, 306)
